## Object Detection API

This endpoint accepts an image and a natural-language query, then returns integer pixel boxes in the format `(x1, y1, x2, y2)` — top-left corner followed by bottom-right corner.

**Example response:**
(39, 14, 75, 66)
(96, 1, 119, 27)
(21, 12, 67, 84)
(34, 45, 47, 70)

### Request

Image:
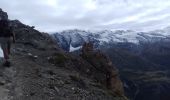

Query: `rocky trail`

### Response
(0, 41, 126, 100)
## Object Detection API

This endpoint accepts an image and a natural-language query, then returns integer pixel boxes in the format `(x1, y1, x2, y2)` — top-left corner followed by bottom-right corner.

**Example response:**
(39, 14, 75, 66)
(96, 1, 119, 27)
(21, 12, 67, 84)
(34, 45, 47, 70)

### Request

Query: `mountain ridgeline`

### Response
(52, 29, 170, 100)
(0, 9, 127, 100)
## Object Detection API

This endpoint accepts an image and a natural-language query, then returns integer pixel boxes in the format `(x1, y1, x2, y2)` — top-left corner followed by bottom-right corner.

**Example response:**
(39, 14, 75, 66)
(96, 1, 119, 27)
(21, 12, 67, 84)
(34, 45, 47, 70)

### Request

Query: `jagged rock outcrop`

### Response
(0, 9, 127, 100)
(81, 42, 124, 96)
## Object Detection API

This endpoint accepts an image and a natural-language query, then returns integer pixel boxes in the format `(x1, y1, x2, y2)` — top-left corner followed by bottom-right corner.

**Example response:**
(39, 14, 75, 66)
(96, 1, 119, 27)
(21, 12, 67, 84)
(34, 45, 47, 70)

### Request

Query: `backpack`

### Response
(0, 20, 13, 37)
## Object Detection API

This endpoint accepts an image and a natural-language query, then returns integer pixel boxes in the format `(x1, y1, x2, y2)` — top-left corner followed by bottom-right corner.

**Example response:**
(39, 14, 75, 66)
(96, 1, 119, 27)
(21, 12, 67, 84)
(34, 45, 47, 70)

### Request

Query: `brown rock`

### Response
(81, 42, 124, 96)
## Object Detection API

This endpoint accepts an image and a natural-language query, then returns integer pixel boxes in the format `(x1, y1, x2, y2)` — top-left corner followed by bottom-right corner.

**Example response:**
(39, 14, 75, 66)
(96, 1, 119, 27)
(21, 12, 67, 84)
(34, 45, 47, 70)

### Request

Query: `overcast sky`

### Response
(0, 0, 170, 32)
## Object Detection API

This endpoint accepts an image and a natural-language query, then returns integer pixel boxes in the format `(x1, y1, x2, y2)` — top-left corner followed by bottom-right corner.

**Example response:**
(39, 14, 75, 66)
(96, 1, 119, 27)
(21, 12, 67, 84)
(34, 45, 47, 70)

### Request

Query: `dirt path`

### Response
(0, 58, 16, 100)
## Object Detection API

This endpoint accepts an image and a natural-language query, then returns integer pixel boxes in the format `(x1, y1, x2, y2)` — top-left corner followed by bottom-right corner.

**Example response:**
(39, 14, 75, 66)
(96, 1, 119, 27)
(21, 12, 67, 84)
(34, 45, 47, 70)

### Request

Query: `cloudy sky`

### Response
(0, 0, 170, 32)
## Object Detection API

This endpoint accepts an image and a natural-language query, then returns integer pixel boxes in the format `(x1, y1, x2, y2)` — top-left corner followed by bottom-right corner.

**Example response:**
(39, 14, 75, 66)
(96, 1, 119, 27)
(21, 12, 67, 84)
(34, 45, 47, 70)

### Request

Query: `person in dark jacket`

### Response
(0, 19, 15, 66)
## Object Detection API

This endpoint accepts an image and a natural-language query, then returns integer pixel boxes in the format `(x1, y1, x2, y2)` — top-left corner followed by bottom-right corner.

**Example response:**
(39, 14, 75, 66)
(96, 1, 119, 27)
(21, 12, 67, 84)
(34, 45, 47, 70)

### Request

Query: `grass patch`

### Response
(49, 53, 69, 65)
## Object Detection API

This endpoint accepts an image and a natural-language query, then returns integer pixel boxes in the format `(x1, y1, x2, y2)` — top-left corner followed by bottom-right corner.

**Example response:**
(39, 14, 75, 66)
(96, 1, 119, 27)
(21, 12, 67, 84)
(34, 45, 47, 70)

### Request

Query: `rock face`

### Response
(81, 42, 124, 96)
(0, 9, 126, 100)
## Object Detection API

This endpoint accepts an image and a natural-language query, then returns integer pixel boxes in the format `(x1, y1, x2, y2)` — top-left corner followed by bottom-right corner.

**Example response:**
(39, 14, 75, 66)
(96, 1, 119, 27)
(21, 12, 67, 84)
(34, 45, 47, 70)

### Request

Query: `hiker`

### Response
(0, 19, 15, 66)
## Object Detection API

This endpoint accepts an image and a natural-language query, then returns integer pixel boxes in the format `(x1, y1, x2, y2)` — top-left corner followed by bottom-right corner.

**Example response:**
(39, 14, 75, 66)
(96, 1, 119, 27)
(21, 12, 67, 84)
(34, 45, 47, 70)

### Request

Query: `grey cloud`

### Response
(0, 0, 170, 32)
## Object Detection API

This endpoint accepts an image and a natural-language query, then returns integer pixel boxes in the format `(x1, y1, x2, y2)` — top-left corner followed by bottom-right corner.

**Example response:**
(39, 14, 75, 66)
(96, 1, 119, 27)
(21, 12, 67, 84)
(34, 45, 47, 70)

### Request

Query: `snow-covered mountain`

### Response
(52, 28, 170, 52)
(0, 48, 3, 57)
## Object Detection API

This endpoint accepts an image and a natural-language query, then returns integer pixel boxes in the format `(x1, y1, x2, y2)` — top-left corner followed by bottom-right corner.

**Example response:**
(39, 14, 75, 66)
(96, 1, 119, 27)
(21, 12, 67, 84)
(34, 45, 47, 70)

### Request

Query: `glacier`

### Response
(52, 27, 170, 52)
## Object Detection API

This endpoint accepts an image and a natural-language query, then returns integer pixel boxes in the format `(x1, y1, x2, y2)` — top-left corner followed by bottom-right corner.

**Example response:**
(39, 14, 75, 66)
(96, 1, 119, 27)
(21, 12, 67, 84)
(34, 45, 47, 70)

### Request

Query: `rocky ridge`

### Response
(0, 9, 127, 100)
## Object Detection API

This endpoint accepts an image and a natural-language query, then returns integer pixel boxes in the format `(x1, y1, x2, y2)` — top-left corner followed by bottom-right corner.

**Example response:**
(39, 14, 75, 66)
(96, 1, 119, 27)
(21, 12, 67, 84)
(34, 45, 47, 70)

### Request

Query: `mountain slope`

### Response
(0, 9, 127, 100)
(53, 29, 170, 100)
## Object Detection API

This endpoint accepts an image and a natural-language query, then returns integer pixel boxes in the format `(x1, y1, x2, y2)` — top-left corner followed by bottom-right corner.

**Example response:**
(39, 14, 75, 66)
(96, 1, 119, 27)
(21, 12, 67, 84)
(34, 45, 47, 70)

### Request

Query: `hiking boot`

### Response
(3, 61, 11, 67)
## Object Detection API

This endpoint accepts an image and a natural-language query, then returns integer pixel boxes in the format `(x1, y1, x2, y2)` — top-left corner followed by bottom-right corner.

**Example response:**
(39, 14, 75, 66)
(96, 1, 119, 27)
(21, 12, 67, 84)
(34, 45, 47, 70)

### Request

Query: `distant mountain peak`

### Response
(52, 28, 170, 52)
